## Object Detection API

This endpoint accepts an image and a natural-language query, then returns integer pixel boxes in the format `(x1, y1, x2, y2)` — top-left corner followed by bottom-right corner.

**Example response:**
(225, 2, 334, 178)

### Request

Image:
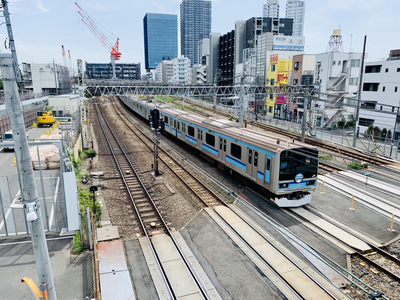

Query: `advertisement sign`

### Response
(276, 95, 287, 104)
(273, 36, 305, 51)
(270, 54, 278, 65)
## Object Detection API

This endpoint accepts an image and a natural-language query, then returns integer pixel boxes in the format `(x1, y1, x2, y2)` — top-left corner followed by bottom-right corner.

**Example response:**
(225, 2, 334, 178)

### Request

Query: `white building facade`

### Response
(263, 0, 280, 18)
(22, 62, 72, 97)
(172, 56, 192, 85)
(359, 59, 400, 139)
(285, 0, 305, 36)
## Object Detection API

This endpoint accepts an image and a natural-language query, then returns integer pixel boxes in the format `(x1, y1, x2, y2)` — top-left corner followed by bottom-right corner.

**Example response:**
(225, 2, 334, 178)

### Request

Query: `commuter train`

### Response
(119, 95, 319, 207)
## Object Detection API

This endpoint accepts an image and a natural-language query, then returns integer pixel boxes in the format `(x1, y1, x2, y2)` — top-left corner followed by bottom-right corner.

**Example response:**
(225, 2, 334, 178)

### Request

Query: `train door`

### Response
(246, 148, 253, 177)
(246, 149, 258, 179)
(218, 137, 226, 162)
(265, 156, 272, 184)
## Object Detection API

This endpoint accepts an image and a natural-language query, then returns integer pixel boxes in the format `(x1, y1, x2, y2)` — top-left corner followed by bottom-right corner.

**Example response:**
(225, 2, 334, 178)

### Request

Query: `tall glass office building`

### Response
(180, 0, 211, 66)
(143, 13, 178, 71)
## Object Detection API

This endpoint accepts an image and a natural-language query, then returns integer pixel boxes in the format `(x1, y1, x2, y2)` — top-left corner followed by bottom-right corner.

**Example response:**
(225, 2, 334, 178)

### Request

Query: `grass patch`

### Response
(73, 231, 83, 254)
(348, 161, 368, 170)
(319, 154, 333, 160)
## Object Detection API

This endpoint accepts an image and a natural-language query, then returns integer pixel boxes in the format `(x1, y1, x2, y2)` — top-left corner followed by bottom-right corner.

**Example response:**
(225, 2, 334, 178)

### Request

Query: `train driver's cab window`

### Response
(188, 126, 195, 137)
(231, 143, 242, 160)
(206, 133, 215, 147)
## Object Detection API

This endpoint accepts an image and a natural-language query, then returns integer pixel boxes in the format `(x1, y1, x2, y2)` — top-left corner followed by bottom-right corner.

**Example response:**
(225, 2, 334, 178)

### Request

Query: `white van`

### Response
(2, 130, 14, 151)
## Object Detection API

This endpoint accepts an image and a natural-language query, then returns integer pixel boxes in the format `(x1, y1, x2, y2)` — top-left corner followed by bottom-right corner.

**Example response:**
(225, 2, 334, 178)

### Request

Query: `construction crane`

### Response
(75, 2, 121, 80)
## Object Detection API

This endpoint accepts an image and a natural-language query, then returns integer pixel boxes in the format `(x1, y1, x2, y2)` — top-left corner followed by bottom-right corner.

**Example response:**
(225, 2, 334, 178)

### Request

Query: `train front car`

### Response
(273, 147, 319, 207)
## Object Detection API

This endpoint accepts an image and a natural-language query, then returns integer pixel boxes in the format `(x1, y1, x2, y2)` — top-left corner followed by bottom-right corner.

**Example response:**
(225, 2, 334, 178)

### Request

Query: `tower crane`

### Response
(75, 2, 121, 80)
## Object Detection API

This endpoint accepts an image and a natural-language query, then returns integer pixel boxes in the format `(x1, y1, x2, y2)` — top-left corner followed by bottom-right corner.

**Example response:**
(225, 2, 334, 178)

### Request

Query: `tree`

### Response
(381, 128, 388, 139)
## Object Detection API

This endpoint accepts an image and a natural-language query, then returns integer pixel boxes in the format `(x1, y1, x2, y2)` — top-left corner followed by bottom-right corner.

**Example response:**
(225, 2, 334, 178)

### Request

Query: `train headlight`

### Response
(295, 173, 304, 183)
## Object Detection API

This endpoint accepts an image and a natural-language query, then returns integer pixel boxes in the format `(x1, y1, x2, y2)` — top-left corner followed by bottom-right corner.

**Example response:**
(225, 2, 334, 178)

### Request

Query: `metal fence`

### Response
(0, 171, 65, 237)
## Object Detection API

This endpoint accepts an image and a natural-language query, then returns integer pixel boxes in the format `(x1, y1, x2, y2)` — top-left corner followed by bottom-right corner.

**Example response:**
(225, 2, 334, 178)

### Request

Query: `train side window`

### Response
(223, 139, 226, 152)
(248, 150, 252, 164)
(254, 152, 258, 167)
(206, 133, 215, 147)
(266, 157, 271, 171)
(231, 143, 242, 159)
(177, 122, 181, 131)
(188, 126, 195, 137)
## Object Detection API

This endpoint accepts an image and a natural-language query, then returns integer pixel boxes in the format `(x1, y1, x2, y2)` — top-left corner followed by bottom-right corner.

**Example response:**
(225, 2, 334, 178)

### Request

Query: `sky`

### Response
(1, 0, 399, 74)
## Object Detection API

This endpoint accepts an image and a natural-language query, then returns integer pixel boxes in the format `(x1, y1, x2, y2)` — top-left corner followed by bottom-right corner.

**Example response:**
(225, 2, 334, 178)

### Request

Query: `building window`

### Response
(293, 78, 298, 85)
(269, 106, 273, 113)
(365, 65, 382, 73)
(270, 79, 275, 85)
(397, 68, 400, 72)
(385, 68, 389, 72)
(332, 60, 336, 65)
(349, 78, 358, 85)
(351, 59, 360, 67)
(338, 61, 342, 65)
(294, 62, 300, 70)
(271, 65, 276, 72)
(396, 87, 398, 92)
(362, 83, 379, 92)
(383, 86, 386, 92)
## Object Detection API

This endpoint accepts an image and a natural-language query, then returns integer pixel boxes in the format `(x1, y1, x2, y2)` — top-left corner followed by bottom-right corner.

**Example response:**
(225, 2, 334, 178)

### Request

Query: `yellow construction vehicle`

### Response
(37, 110, 55, 127)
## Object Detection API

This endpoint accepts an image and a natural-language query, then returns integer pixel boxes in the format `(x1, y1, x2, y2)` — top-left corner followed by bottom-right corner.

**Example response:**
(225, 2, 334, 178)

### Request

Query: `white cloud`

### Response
(35, 0, 49, 14)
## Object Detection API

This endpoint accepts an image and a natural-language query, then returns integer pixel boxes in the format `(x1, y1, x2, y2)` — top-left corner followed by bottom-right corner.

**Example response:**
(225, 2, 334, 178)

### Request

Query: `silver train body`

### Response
(119, 96, 319, 207)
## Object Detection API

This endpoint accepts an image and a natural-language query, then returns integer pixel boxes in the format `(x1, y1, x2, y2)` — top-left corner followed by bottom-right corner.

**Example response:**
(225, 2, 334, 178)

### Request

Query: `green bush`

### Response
(84, 149, 97, 158)
(73, 231, 83, 254)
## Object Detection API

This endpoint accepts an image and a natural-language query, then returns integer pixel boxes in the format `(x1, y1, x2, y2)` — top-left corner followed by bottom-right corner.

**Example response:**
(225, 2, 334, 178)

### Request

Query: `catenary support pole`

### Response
(353, 35, 367, 147)
(0, 54, 57, 299)
(301, 80, 310, 143)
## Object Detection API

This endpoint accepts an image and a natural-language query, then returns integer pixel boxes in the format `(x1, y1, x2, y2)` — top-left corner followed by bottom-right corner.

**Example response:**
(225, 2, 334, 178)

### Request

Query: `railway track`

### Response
(94, 101, 168, 237)
(295, 205, 400, 298)
(94, 99, 220, 299)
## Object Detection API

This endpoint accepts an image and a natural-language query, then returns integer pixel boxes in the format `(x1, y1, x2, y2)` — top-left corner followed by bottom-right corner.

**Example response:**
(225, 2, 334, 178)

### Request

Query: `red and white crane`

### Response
(75, 2, 121, 80)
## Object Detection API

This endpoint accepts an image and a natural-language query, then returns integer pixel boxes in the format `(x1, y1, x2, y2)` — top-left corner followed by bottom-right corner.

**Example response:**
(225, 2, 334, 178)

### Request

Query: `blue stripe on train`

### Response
(226, 155, 246, 170)
(202, 144, 218, 156)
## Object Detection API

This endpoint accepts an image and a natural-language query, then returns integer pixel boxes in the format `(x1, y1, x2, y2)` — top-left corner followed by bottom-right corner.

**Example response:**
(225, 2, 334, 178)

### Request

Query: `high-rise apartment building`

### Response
(180, 0, 212, 66)
(263, 0, 280, 18)
(285, 0, 305, 36)
(143, 13, 178, 71)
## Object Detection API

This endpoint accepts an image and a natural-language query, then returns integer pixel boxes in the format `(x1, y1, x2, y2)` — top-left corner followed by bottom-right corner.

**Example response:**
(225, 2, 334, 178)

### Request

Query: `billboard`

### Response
(273, 36, 305, 51)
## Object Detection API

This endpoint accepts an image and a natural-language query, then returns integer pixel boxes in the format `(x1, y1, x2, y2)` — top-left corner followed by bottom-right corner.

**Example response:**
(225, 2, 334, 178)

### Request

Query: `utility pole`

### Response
(1, 2, 57, 298)
(1, 54, 57, 300)
(353, 35, 367, 147)
(301, 80, 310, 143)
